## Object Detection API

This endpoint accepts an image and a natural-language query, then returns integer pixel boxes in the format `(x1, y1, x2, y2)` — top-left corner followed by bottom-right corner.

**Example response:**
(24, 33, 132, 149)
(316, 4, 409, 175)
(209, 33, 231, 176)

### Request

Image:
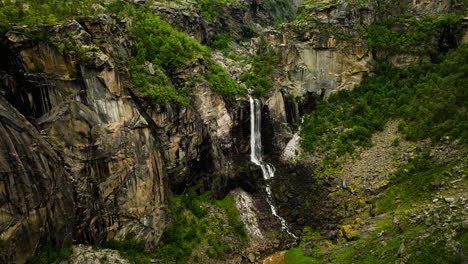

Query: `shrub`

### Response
(125, 7, 208, 105)
(194, 0, 241, 20)
(154, 188, 247, 263)
(210, 33, 233, 51)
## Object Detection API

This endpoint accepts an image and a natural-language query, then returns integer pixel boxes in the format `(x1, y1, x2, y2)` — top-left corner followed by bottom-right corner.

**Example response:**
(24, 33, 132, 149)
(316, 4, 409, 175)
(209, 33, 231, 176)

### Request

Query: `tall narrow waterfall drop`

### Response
(249, 96, 297, 239)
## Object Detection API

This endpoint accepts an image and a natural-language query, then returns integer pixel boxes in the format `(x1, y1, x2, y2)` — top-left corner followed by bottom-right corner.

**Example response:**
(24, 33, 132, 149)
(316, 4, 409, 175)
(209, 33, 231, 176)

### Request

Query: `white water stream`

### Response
(249, 96, 297, 239)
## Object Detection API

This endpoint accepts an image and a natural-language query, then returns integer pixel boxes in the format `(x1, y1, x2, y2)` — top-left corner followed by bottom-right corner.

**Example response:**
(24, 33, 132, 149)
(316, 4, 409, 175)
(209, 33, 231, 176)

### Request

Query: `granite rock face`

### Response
(266, 3, 374, 99)
(0, 95, 74, 264)
(1, 16, 170, 260)
(0, 12, 258, 262)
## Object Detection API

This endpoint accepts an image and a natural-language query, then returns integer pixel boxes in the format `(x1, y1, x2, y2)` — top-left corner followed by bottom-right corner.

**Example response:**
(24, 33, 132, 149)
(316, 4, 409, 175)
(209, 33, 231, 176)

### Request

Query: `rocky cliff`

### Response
(0, 1, 291, 261)
(0, 0, 466, 263)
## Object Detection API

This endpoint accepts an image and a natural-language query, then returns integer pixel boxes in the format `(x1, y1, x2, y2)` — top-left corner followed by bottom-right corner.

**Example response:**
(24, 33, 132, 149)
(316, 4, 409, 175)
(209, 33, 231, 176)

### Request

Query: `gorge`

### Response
(0, 0, 467, 264)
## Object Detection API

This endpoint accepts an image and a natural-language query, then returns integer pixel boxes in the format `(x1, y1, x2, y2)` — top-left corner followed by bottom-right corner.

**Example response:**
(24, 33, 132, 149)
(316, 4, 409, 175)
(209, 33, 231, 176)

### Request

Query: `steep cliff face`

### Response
(0, 11, 263, 263)
(0, 95, 74, 263)
(266, 3, 374, 99)
(1, 16, 171, 254)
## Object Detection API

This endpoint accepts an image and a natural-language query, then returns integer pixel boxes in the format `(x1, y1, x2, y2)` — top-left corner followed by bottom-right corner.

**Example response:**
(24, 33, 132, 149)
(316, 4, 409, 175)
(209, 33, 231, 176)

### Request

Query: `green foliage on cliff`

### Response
(240, 44, 279, 97)
(155, 189, 247, 263)
(205, 63, 245, 100)
(363, 12, 464, 56)
(130, 11, 208, 70)
(1, 0, 243, 104)
(26, 242, 73, 264)
(300, 44, 468, 164)
(0, 0, 99, 33)
(194, 0, 242, 20)
(126, 8, 208, 105)
(266, 0, 294, 24)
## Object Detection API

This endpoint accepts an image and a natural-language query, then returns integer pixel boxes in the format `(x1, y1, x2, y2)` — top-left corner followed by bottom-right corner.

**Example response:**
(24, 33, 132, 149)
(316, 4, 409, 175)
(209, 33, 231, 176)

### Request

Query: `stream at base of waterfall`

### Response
(249, 96, 297, 240)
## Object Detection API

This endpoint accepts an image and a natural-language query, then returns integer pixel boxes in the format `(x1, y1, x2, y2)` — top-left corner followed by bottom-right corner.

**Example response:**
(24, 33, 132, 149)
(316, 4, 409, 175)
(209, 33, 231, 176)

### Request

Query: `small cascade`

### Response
(249, 96, 297, 239)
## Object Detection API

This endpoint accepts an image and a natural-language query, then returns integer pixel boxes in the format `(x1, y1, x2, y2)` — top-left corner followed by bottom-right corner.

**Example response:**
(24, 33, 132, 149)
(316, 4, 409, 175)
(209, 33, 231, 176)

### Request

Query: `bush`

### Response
(210, 33, 233, 51)
(154, 188, 247, 263)
(194, 0, 241, 20)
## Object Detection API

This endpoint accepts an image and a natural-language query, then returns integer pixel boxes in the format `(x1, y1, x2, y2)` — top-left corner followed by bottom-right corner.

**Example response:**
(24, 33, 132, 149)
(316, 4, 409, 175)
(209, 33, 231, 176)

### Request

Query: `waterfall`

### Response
(249, 96, 297, 239)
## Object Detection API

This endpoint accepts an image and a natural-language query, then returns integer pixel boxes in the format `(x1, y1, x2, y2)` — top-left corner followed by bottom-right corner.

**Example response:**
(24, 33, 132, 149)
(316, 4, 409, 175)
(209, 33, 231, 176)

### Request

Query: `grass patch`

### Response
(285, 247, 319, 264)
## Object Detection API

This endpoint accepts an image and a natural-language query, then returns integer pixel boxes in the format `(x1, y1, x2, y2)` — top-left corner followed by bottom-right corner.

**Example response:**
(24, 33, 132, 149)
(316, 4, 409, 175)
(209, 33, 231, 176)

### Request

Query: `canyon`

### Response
(0, 0, 467, 263)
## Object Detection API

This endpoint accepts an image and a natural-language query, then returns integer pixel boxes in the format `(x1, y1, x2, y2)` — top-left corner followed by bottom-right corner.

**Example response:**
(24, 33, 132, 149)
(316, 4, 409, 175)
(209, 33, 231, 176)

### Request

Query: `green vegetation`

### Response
(364, 12, 464, 56)
(106, 236, 151, 264)
(1, 0, 244, 104)
(105, 189, 247, 264)
(285, 247, 316, 264)
(26, 242, 73, 264)
(194, 0, 241, 21)
(266, 0, 294, 24)
(205, 63, 244, 100)
(0, 0, 100, 33)
(126, 8, 208, 105)
(240, 43, 279, 97)
(210, 33, 234, 51)
(156, 189, 247, 263)
(300, 44, 468, 165)
(122, 3, 244, 103)
(287, 146, 467, 263)
(375, 153, 451, 214)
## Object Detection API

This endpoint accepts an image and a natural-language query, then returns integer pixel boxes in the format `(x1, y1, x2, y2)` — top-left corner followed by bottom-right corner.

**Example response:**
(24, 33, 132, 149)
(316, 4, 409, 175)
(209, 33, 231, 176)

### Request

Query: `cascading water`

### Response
(249, 96, 297, 239)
